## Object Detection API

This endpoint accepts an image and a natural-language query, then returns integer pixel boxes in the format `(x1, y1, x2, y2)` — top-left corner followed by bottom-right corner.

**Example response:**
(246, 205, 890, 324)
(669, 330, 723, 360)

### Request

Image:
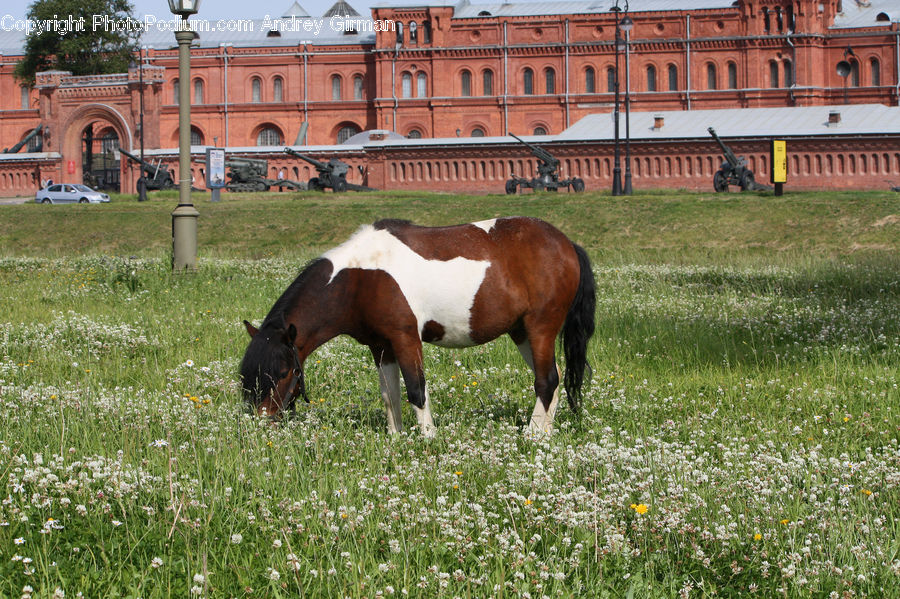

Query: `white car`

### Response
(35, 184, 110, 204)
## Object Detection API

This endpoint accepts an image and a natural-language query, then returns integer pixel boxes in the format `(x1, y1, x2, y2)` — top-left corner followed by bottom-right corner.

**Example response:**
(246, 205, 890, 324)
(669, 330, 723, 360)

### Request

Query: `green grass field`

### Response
(1, 190, 898, 598)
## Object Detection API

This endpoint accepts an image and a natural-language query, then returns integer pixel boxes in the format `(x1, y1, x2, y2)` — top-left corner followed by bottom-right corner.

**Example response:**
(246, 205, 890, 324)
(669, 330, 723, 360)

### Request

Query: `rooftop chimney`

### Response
(653, 115, 665, 130)
(827, 111, 841, 126)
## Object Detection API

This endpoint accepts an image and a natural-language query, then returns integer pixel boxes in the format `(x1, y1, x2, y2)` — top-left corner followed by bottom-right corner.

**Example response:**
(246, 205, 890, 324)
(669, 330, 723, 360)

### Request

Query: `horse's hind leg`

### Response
(515, 336, 562, 434)
(371, 347, 403, 434)
(393, 338, 436, 438)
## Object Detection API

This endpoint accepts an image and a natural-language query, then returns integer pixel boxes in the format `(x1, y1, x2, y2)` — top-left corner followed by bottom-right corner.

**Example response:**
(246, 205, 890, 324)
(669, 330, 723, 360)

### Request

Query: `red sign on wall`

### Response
(67, 160, 75, 174)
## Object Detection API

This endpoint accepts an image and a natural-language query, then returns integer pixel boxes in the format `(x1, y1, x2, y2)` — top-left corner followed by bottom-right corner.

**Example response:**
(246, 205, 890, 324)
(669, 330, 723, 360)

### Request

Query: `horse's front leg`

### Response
(370, 347, 403, 435)
(394, 338, 436, 438)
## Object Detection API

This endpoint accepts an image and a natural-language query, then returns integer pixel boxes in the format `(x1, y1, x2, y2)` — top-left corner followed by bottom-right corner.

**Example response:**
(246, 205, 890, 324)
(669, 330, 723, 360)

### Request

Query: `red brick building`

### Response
(0, 0, 898, 195)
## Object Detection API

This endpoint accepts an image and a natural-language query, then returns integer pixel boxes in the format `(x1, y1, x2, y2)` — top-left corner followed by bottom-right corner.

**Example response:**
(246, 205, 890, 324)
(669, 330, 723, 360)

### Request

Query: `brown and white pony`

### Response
(240, 216, 596, 436)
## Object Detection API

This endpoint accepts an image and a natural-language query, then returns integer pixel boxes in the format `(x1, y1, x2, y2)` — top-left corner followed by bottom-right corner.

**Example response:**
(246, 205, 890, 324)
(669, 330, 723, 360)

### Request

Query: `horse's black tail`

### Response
(562, 243, 596, 415)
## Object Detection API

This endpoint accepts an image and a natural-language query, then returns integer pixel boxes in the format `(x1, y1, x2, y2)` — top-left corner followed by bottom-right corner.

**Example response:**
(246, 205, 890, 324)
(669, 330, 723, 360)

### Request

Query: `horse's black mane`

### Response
(373, 218, 413, 231)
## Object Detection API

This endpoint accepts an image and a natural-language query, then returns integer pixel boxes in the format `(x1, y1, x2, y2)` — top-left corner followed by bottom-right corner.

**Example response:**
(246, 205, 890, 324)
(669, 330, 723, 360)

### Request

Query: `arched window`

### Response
(416, 72, 427, 97)
(190, 127, 203, 146)
(20, 86, 30, 109)
(256, 127, 282, 146)
(585, 67, 595, 93)
(870, 58, 880, 86)
(763, 7, 771, 32)
(337, 125, 360, 144)
(422, 20, 431, 44)
(727, 62, 737, 89)
(409, 21, 418, 43)
(407, 129, 423, 139)
(471, 128, 485, 137)
(533, 126, 547, 135)
(173, 79, 180, 104)
(353, 75, 364, 100)
(851, 60, 860, 87)
(769, 60, 779, 87)
(606, 67, 615, 92)
(461, 70, 472, 96)
(395, 21, 403, 45)
(523, 68, 534, 95)
(707, 63, 717, 90)
(783, 60, 793, 87)
(252, 77, 262, 102)
(401, 72, 412, 98)
(544, 67, 555, 94)
(331, 75, 342, 100)
(668, 64, 678, 91)
(646, 65, 657, 92)
(483, 69, 494, 96)
(193, 78, 204, 104)
(273, 76, 284, 103)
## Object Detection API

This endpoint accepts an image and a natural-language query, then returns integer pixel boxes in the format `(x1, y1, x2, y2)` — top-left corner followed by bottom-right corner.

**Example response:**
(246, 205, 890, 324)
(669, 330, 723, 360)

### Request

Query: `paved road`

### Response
(0, 197, 30, 205)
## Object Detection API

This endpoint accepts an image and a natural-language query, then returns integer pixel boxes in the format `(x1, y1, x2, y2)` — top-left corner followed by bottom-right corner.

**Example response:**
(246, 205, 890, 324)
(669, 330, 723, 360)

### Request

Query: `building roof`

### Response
(831, 0, 896, 29)
(449, 0, 733, 19)
(556, 104, 900, 142)
(323, 0, 362, 17)
(282, 1, 311, 17)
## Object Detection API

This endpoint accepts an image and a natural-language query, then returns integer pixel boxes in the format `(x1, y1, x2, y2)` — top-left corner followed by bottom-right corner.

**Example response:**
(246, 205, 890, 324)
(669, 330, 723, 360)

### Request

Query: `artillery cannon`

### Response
(118, 148, 175, 191)
(215, 156, 304, 192)
(2, 125, 43, 154)
(708, 127, 771, 192)
(505, 133, 584, 194)
(284, 147, 374, 192)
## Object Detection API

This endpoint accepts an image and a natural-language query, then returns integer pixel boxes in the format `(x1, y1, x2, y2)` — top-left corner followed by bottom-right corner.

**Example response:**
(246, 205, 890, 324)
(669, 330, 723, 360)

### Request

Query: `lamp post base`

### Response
(172, 204, 200, 271)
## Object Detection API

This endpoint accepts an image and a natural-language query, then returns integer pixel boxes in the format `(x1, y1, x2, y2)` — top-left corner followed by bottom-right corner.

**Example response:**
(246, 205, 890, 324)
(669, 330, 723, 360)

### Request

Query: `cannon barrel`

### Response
(707, 127, 741, 167)
(3, 125, 43, 154)
(119, 148, 157, 170)
(284, 147, 329, 171)
(510, 133, 559, 168)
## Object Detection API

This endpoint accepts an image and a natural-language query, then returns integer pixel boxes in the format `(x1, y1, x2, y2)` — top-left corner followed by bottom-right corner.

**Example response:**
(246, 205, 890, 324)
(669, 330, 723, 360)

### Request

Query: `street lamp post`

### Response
(137, 46, 147, 202)
(620, 9, 634, 195)
(611, 7, 623, 196)
(169, 0, 200, 271)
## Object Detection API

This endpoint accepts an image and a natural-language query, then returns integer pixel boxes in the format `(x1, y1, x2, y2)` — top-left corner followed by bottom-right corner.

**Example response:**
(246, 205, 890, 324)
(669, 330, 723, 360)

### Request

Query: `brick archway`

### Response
(60, 104, 133, 188)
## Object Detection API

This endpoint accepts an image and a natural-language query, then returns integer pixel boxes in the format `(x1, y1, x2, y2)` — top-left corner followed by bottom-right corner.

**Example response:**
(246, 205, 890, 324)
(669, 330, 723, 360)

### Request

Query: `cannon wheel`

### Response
(739, 170, 755, 192)
(333, 178, 347, 193)
(308, 177, 324, 192)
(505, 179, 518, 195)
(571, 178, 585, 193)
(713, 171, 728, 192)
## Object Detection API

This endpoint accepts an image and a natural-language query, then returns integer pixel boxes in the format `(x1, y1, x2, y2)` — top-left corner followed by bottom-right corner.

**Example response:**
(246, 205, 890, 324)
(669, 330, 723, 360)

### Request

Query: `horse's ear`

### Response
(243, 320, 259, 338)
(285, 323, 297, 344)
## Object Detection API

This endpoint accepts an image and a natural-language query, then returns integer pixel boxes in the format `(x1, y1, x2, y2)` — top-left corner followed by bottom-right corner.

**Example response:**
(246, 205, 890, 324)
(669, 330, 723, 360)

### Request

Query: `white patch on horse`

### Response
(472, 219, 498, 233)
(323, 225, 490, 347)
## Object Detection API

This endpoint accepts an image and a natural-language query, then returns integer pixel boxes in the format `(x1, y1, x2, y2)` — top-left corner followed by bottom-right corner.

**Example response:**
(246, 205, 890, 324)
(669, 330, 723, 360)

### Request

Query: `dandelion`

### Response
(753, 533, 762, 541)
(861, 489, 872, 496)
(630, 503, 649, 515)
(780, 519, 790, 525)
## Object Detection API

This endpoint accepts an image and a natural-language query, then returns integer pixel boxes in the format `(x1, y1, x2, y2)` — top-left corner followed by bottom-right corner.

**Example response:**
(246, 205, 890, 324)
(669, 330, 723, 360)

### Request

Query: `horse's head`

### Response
(239, 318, 307, 418)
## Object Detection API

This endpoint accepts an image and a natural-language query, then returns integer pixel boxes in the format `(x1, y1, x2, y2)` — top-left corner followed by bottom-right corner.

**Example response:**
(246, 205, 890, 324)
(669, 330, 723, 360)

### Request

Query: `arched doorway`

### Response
(60, 104, 133, 193)
(82, 124, 121, 191)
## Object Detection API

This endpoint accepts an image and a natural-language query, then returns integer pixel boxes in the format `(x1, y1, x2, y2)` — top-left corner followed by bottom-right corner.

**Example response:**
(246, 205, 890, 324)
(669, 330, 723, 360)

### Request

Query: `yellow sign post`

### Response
(770, 139, 787, 196)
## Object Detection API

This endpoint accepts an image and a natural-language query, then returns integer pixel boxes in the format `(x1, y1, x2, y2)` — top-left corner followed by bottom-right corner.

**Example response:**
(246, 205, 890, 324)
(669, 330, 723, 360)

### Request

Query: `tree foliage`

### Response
(14, 0, 139, 85)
